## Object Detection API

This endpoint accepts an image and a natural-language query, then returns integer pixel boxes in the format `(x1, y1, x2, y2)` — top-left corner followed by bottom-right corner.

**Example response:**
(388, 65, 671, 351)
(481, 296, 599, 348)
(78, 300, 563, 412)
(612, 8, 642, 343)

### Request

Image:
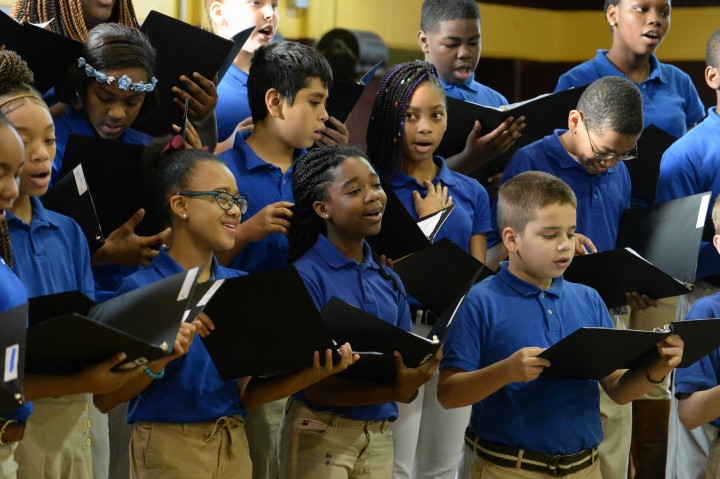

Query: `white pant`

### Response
(391, 370, 470, 479)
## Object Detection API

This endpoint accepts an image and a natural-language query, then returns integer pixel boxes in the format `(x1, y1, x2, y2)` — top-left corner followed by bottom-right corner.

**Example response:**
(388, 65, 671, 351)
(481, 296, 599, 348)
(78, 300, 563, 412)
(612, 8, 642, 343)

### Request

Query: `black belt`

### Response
(411, 308, 438, 326)
(0, 420, 25, 444)
(464, 429, 598, 477)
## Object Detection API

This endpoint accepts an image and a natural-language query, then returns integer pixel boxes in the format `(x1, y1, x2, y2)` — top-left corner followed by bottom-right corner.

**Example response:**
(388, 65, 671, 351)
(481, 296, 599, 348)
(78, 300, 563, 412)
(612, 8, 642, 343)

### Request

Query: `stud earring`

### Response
(182, 213, 188, 219)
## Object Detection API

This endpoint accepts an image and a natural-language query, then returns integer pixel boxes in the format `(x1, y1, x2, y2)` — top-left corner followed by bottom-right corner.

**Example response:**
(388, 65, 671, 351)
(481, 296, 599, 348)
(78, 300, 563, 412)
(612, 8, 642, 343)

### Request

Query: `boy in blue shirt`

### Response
(676, 195, 720, 479)
(438, 170, 684, 478)
(417, 0, 524, 174)
(216, 40, 334, 479)
(657, 28, 720, 478)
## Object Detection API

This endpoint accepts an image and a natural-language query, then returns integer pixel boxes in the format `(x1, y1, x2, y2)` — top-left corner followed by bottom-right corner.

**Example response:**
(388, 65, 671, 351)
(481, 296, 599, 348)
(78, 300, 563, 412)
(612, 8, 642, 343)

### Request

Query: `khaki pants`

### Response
(278, 398, 393, 479)
(14, 395, 92, 479)
(130, 416, 251, 479)
(706, 435, 720, 479)
(0, 442, 18, 479)
(465, 449, 602, 479)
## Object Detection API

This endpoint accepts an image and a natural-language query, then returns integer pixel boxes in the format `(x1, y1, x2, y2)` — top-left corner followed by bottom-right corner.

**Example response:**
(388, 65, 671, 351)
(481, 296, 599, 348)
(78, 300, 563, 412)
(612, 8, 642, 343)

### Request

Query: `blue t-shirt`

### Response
(386, 156, 491, 253)
(441, 263, 613, 454)
(555, 50, 705, 139)
(656, 108, 720, 280)
(0, 258, 32, 421)
(7, 197, 94, 299)
(488, 131, 631, 252)
(216, 65, 252, 143)
(52, 107, 153, 301)
(219, 134, 304, 273)
(292, 234, 412, 421)
(439, 76, 508, 108)
(117, 249, 247, 424)
(674, 292, 720, 428)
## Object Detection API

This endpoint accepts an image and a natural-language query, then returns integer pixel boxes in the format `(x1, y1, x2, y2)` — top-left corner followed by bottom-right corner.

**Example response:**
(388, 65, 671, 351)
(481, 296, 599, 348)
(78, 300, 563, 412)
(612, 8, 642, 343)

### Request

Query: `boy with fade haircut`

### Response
(216, 40, 332, 479)
(676, 195, 720, 479)
(417, 0, 525, 175)
(485, 76, 657, 479)
(657, 28, 720, 479)
(438, 170, 684, 479)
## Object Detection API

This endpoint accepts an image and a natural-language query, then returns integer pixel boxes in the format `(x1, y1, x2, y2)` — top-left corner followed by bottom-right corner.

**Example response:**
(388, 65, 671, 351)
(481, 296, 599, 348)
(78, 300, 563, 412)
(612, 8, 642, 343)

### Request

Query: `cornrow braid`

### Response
(366, 61, 444, 179)
(290, 146, 406, 299)
(0, 218, 13, 270)
(12, 0, 139, 43)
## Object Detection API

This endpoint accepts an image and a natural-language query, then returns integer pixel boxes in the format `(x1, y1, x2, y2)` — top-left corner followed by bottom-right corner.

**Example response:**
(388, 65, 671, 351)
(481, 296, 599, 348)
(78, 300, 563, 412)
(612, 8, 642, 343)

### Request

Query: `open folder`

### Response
(45, 134, 162, 238)
(25, 268, 199, 374)
(325, 61, 383, 124)
(201, 268, 337, 380)
(564, 192, 711, 308)
(438, 86, 587, 183)
(321, 297, 440, 384)
(41, 164, 105, 254)
(0, 304, 27, 414)
(0, 11, 82, 93)
(540, 318, 720, 380)
(132, 10, 243, 136)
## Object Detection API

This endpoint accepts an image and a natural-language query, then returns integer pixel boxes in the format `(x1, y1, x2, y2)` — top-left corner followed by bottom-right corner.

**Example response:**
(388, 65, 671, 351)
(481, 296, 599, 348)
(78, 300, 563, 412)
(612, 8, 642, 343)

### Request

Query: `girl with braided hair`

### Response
(12, 0, 139, 43)
(0, 49, 141, 479)
(278, 145, 441, 479)
(366, 61, 492, 479)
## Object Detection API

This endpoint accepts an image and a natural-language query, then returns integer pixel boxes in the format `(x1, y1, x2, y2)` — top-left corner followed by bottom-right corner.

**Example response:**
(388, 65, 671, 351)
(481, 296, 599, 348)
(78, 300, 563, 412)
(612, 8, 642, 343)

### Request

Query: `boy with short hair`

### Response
(676, 195, 720, 479)
(438, 170, 684, 478)
(217, 40, 333, 479)
(657, 28, 720, 478)
(417, 0, 524, 174)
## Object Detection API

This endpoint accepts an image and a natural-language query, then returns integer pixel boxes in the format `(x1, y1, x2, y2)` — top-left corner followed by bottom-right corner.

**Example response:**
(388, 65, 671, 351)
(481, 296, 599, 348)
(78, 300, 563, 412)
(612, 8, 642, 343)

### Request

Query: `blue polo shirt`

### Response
(0, 258, 32, 421)
(656, 108, 720, 280)
(386, 156, 491, 253)
(488, 131, 631, 252)
(292, 234, 412, 421)
(117, 249, 247, 424)
(555, 50, 705, 139)
(216, 65, 252, 143)
(439, 76, 507, 108)
(674, 292, 720, 428)
(219, 134, 303, 273)
(52, 107, 153, 187)
(52, 107, 153, 301)
(441, 263, 613, 454)
(7, 197, 94, 299)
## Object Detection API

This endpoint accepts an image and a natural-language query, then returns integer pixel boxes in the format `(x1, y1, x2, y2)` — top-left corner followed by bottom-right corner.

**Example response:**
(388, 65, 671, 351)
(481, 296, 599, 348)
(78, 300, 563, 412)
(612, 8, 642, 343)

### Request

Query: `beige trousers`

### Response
(465, 450, 601, 479)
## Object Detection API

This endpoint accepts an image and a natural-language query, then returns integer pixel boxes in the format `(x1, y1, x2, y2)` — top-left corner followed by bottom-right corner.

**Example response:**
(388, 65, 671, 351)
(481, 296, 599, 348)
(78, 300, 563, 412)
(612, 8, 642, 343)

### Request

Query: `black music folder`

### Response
(393, 238, 488, 340)
(25, 268, 199, 374)
(201, 268, 337, 380)
(41, 164, 105, 253)
(0, 11, 83, 93)
(51, 134, 162, 237)
(321, 297, 440, 384)
(326, 61, 382, 124)
(438, 86, 587, 183)
(540, 318, 720, 380)
(564, 248, 691, 309)
(0, 304, 27, 414)
(565, 192, 710, 307)
(625, 125, 678, 206)
(368, 188, 453, 261)
(134, 10, 242, 136)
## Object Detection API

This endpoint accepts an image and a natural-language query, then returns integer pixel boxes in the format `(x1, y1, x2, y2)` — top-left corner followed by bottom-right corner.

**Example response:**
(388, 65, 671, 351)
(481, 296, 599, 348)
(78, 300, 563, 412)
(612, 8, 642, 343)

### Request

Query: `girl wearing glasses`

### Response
(93, 137, 356, 479)
(555, 0, 703, 141)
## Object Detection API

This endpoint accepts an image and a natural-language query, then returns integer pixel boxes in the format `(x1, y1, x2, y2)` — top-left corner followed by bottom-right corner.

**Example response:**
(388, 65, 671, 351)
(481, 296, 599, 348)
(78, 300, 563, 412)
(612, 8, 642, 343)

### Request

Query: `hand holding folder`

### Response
(25, 268, 200, 374)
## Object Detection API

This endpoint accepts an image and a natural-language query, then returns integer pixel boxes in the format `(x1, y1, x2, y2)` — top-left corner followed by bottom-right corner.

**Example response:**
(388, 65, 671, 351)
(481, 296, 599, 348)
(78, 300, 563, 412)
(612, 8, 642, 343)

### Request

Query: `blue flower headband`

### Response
(77, 57, 158, 93)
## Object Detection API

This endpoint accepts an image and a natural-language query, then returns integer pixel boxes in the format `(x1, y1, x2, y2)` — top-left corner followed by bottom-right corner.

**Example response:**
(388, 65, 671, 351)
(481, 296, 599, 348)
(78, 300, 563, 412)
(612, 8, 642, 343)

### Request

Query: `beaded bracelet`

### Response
(143, 366, 165, 380)
(645, 368, 665, 384)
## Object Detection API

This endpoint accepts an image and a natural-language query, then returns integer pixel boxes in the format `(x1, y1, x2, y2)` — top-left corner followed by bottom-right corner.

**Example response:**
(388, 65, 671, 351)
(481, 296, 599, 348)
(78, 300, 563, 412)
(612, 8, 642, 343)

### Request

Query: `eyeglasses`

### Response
(583, 120, 638, 163)
(174, 191, 248, 214)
